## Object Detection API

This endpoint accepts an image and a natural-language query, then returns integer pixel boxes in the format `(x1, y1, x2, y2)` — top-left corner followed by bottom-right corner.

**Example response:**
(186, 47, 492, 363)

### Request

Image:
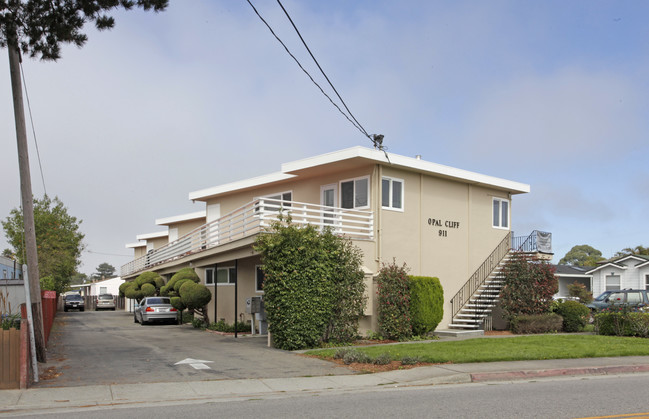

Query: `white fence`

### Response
(121, 198, 373, 277)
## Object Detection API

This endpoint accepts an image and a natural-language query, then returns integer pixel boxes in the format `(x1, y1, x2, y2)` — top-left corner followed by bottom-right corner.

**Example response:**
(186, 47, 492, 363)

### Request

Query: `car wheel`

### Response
(134, 314, 138, 323)
(80, 308, 84, 312)
(112, 308, 116, 311)
(64, 307, 68, 312)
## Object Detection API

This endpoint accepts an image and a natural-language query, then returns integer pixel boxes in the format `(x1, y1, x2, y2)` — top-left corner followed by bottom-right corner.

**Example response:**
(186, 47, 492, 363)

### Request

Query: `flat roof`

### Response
(188, 146, 530, 201)
(125, 242, 147, 249)
(136, 231, 169, 241)
(155, 210, 206, 226)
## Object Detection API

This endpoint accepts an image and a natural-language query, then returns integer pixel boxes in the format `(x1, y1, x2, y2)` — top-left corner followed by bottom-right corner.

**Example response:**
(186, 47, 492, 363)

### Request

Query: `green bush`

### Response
(124, 272, 164, 301)
(554, 300, 589, 332)
(510, 313, 563, 334)
(254, 216, 366, 350)
(342, 349, 372, 365)
(500, 255, 558, 319)
(162, 268, 200, 296)
(595, 312, 649, 337)
(372, 353, 392, 365)
(192, 317, 207, 329)
(140, 283, 156, 297)
(567, 281, 593, 304)
(377, 262, 412, 340)
(400, 356, 421, 365)
(207, 320, 249, 333)
(409, 276, 444, 335)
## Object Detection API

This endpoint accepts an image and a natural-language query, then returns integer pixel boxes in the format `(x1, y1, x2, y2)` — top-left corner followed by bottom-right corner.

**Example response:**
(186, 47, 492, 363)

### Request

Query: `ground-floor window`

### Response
(255, 266, 265, 293)
(205, 267, 237, 285)
(605, 274, 621, 291)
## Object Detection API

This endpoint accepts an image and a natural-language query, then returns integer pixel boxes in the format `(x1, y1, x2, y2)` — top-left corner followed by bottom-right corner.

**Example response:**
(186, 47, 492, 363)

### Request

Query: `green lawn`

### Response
(305, 335, 649, 364)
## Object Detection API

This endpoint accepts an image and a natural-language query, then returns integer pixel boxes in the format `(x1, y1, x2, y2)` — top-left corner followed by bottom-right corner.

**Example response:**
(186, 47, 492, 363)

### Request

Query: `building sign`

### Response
(427, 218, 460, 238)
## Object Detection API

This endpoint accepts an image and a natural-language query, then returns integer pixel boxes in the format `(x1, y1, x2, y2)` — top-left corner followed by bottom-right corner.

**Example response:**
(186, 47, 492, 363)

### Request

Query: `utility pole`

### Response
(7, 39, 47, 362)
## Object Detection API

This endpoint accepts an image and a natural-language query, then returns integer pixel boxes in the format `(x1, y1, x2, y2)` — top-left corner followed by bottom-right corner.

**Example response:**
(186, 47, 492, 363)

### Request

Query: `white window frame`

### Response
(205, 267, 237, 286)
(255, 265, 265, 293)
(381, 176, 404, 212)
(492, 197, 510, 229)
(339, 176, 370, 209)
(257, 191, 293, 212)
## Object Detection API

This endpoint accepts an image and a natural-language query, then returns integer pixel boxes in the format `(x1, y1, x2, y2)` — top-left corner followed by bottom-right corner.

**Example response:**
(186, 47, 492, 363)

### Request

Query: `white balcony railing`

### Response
(121, 198, 374, 277)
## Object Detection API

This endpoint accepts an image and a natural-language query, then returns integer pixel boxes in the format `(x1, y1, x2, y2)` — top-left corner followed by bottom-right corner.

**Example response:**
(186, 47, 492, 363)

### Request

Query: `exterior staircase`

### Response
(448, 230, 552, 331)
(448, 254, 510, 329)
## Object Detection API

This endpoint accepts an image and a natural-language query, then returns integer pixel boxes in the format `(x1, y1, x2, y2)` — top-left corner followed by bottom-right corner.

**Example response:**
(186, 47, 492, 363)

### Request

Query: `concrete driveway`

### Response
(35, 311, 353, 388)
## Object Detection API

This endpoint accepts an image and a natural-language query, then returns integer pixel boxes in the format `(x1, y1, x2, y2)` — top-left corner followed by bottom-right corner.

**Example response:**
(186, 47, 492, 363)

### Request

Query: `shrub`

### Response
(400, 356, 420, 365)
(342, 349, 372, 365)
(124, 272, 164, 301)
(510, 313, 563, 334)
(207, 320, 249, 333)
(554, 300, 590, 332)
(140, 283, 156, 297)
(192, 318, 207, 329)
(372, 353, 392, 365)
(595, 312, 649, 337)
(500, 255, 558, 319)
(377, 262, 412, 340)
(409, 276, 444, 335)
(254, 216, 366, 350)
(567, 281, 593, 304)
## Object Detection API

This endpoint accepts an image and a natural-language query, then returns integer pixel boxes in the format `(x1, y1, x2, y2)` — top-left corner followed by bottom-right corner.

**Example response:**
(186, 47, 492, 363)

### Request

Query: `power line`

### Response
(86, 250, 132, 258)
(19, 59, 47, 196)
(245, 0, 386, 151)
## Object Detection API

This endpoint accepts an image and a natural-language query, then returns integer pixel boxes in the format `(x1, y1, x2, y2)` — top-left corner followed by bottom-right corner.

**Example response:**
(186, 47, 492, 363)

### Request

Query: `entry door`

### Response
(320, 184, 337, 226)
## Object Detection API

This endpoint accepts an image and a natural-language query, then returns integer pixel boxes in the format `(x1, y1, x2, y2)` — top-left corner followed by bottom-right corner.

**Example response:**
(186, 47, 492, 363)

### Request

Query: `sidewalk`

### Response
(2, 356, 649, 416)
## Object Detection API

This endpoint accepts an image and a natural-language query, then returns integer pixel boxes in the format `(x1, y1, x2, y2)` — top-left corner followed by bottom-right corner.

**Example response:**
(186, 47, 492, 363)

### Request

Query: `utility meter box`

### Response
(246, 296, 262, 314)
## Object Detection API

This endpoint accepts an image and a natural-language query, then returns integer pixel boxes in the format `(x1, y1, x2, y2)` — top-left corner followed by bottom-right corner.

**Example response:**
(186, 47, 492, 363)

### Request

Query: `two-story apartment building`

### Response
(122, 146, 538, 332)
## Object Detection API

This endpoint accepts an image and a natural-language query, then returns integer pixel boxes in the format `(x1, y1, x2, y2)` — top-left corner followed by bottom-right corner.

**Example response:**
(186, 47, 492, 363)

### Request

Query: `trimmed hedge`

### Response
(409, 276, 444, 335)
(554, 300, 589, 332)
(377, 262, 411, 340)
(595, 312, 649, 337)
(510, 313, 563, 334)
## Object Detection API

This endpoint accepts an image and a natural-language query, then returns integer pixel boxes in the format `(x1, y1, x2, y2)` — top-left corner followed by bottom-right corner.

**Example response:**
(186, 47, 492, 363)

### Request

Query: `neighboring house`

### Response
(70, 277, 124, 296)
(554, 265, 592, 299)
(587, 254, 649, 297)
(0, 256, 24, 315)
(121, 146, 547, 332)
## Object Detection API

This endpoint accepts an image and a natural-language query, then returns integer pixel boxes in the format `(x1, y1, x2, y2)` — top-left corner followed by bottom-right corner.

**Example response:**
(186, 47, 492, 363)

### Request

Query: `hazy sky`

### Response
(1, 1, 647, 276)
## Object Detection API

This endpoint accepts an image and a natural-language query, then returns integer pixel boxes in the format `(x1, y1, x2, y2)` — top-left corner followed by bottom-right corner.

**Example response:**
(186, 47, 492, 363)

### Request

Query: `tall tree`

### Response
(614, 245, 649, 258)
(559, 244, 605, 267)
(93, 262, 116, 280)
(1, 0, 168, 361)
(2, 196, 85, 294)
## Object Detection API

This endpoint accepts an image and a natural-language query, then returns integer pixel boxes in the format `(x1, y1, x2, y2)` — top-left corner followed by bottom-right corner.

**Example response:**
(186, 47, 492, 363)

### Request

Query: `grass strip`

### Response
(305, 335, 649, 364)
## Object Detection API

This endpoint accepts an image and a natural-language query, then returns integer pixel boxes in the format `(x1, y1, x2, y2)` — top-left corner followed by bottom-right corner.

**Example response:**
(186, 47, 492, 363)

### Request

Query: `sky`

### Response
(1, 1, 648, 276)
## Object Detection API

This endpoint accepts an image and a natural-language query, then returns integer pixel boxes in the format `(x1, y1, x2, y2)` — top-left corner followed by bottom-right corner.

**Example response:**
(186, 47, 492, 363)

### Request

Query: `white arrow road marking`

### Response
(175, 358, 214, 370)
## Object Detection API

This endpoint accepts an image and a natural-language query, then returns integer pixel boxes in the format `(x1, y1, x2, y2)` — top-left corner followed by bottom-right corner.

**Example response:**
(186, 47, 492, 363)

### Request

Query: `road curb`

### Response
(470, 364, 649, 382)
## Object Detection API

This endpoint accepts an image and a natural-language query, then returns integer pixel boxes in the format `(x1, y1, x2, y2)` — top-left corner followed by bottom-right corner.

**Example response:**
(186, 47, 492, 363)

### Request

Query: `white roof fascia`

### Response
(281, 146, 530, 194)
(156, 210, 206, 226)
(189, 172, 295, 201)
(125, 242, 147, 249)
(136, 231, 169, 241)
(585, 263, 626, 274)
(637, 260, 649, 268)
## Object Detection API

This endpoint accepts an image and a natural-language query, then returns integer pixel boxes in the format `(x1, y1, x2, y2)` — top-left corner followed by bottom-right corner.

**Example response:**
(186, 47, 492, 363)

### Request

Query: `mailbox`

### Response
(246, 296, 262, 314)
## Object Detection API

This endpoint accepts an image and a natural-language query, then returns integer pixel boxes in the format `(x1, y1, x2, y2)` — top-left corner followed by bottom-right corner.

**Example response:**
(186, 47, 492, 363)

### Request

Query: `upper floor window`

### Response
(258, 191, 292, 212)
(382, 177, 404, 211)
(492, 198, 509, 229)
(341, 177, 369, 209)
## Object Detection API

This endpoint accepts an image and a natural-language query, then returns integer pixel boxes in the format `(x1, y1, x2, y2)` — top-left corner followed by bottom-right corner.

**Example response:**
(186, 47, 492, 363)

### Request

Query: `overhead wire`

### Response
(245, 0, 387, 155)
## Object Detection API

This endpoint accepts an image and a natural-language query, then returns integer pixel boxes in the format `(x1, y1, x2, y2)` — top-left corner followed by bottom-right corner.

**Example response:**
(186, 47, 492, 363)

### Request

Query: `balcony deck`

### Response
(121, 198, 374, 277)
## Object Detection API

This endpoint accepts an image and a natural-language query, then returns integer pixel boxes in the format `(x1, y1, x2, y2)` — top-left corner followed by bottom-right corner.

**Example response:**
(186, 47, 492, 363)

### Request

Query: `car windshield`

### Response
(146, 297, 170, 305)
(594, 292, 611, 301)
(66, 295, 83, 301)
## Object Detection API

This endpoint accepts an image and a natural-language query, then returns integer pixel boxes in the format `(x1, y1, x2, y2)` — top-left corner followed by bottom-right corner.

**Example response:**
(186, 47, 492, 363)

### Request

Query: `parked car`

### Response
(134, 296, 177, 325)
(64, 294, 85, 312)
(587, 289, 649, 312)
(95, 294, 116, 311)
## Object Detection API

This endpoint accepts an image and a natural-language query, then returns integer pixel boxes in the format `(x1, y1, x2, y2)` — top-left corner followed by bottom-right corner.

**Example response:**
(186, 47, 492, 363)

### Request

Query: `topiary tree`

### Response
(254, 215, 366, 350)
(500, 254, 558, 321)
(409, 276, 444, 336)
(123, 271, 164, 302)
(376, 261, 412, 340)
(179, 280, 212, 324)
